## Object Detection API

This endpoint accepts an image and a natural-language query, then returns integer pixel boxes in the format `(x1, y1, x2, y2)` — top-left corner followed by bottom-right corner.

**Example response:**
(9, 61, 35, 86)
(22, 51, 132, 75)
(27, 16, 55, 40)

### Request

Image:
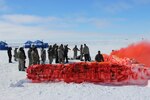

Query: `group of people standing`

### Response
(45, 43, 91, 64)
(7, 43, 104, 71)
(73, 44, 91, 61)
(7, 47, 27, 71)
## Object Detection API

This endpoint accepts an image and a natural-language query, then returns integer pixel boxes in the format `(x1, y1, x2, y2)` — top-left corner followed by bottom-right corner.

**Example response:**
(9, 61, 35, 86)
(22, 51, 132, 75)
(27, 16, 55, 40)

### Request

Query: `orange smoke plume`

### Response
(111, 41, 150, 67)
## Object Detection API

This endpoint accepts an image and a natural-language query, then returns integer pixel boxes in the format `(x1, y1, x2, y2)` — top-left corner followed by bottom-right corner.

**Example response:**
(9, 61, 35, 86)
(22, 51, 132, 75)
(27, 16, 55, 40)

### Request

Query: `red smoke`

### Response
(111, 41, 150, 67)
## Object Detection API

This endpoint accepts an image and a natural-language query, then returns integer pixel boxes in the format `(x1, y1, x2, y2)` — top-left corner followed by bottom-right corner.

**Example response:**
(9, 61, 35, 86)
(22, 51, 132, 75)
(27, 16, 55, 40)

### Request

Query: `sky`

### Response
(0, 0, 150, 42)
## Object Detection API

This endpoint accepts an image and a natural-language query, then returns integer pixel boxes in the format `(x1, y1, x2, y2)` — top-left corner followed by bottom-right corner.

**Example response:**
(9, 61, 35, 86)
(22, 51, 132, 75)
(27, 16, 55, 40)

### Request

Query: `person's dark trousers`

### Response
(64, 54, 68, 63)
(55, 56, 59, 63)
(9, 56, 12, 63)
(84, 54, 88, 61)
(84, 54, 90, 61)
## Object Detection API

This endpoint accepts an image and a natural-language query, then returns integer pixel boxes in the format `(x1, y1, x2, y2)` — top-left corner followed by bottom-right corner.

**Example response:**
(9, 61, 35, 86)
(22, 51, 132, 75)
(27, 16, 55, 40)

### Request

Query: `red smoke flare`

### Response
(111, 41, 150, 67)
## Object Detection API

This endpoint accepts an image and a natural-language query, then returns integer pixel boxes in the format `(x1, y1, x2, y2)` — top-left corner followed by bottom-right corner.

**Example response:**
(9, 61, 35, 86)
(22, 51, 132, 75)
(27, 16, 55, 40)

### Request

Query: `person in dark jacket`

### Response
(22, 47, 27, 69)
(28, 47, 32, 66)
(80, 45, 84, 61)
(7, 47, 12, 63)
(95, 51, 104, 62)
(64, 44, 70, 63)
(55, 45, 59, 63)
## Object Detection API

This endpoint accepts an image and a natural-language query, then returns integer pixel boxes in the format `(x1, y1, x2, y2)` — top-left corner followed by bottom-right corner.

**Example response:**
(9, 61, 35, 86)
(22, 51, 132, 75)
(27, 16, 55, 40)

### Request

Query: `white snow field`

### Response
(1, 40, 150, 100)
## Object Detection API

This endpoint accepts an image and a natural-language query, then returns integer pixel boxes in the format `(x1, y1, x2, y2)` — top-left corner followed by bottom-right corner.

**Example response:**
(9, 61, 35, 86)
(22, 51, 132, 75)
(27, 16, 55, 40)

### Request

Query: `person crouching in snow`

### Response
(95, 51, 104, 62)
(17, 47, 26, 71)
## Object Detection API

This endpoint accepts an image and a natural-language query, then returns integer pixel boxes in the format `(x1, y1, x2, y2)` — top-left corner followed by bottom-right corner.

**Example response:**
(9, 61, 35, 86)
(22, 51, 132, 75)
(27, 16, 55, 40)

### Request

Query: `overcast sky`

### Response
(0, 0, 150, 42)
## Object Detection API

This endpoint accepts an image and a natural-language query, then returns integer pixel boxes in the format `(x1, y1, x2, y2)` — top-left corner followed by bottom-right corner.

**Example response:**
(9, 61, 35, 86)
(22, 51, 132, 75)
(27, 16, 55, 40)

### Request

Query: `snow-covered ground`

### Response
(1, 40, 150, 100)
